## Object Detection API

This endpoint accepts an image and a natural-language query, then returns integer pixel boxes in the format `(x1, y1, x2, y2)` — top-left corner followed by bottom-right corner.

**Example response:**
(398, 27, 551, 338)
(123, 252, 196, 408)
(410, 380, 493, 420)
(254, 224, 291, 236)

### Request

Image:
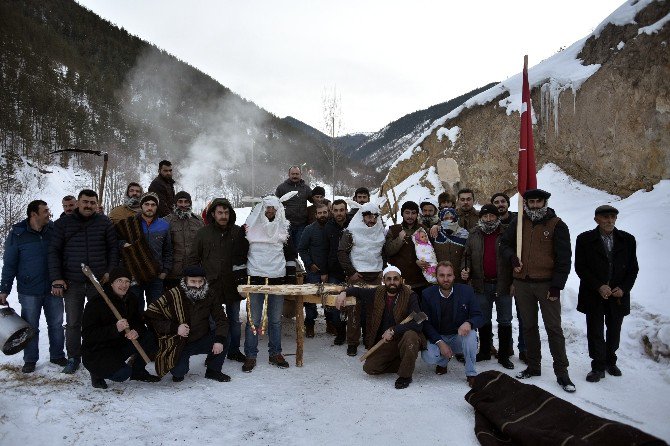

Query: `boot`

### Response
(476, 323, 492, 362)
(334, 323, 346, 346)
(497, 325, 514, 369)
(90, 373, 108, 389)
(326, 320, 337, 335)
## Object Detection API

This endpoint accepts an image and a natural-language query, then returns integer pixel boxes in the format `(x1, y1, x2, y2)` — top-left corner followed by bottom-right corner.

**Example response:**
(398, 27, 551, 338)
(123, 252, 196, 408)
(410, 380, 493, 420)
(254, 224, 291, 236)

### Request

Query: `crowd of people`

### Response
(0, 160, 638, 393)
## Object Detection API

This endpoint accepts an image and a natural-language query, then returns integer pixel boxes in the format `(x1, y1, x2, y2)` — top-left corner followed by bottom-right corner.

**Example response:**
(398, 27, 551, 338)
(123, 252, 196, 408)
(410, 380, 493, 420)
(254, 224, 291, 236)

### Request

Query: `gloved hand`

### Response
(233, 268, 248, 285)
(285, 265, 297, 285)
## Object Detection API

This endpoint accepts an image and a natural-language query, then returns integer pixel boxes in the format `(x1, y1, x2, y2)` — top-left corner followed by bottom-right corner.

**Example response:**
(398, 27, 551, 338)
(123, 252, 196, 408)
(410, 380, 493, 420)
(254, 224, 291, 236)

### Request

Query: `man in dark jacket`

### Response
(384, 201, 428, 292)
(306, 185, 330, 225)
(148, 160, 176, 218)
(575, 205, 638, 382)
(82, 267, 159, 389)
(275, 165, 312, 249)
(500, 188, 576, 393)
(461, 204, 514, 369)
(1, 200, 66, 373)
(188, 198, 248, 363)
(48, 189, 118, 374)
(456, 188, 479, 231)
(145, 266, 230, 382)
(421, 261, 483, 387)
(164, 191, 203, 290)
(324, 199, 348, 343)
(298, 203, 330, 337)
(117, 192, 173, 312)
(335, 266, 424, 390)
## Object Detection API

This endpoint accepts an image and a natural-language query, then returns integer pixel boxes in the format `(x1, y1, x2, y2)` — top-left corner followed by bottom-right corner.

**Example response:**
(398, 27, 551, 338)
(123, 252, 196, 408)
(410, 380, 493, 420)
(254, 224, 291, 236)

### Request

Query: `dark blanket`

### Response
(465, 371, 666, 446)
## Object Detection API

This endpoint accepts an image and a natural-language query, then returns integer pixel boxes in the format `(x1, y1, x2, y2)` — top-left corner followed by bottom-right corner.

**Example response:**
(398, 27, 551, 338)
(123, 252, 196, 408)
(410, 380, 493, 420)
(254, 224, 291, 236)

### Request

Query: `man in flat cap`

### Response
(575, 205, 638, 383)
(500, 188, 575, 392)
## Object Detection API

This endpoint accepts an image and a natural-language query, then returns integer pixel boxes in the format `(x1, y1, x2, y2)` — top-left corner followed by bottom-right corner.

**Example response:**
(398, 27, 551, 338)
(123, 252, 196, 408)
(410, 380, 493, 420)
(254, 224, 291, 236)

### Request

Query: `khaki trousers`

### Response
(362, 330, 420, 379)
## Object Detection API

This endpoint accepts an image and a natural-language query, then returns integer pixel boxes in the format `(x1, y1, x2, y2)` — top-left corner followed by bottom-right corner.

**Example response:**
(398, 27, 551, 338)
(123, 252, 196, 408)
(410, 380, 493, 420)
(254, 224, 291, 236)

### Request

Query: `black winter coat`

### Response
(275, 179, 312, 226)
(148, 174, 176, 218)
(324, 218, 347, 280)
(48, 210, 118, 283)
(298, 220, 329, 272)
(575, 227, 638, 316)
(81, 286, 145, 377)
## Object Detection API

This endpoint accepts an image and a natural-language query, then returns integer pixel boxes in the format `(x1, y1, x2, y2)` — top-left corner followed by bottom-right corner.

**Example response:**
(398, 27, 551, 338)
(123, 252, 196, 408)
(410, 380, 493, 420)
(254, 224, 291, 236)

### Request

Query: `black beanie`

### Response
(312, 186, 326, 196)
(109, 267, 131, 284)
(175, 191, 191, 202)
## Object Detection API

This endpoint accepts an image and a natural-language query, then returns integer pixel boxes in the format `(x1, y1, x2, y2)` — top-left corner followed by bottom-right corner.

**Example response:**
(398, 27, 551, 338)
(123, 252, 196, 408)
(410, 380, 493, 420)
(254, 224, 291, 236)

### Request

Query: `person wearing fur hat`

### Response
(164, 191, 204, 290)
(148, 160, 176, 218)
(500, 188, 576, 393)
(109, 182, 143, 225)
(385, 201, 428, 292)
(117, 192, 173, 312)
(82, 267, 160, 389)
(145, 265, 230, 382)
(461, 204, 515, 369)
(419, 198, 440, 228)
(187, 198, 249, 364)
(335, 266, 424, 389)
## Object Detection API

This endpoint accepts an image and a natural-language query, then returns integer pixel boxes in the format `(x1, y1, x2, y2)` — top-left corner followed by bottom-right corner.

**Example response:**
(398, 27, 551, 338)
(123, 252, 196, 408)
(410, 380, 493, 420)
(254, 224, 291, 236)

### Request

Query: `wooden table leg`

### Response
(295, 295, 304, 367)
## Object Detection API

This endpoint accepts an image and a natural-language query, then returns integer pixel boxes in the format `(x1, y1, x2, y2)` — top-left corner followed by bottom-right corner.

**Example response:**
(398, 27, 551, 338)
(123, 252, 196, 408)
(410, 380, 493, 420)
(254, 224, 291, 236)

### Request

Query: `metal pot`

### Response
(0, 306, 36, 355)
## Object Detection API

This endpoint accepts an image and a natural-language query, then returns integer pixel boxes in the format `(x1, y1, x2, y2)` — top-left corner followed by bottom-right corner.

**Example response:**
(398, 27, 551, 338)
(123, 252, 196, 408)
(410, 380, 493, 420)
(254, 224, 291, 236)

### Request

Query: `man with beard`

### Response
(61, 195, 77, 218)
(188, 198, 248, 364)
(419, 198, 440, 229)
(117, 192, 173, 312)
(491, 192, 525, 362)
(1, 200, 66, 373)
(82, 267, 160, 389)
(335, 266, 424, 389)
(385, 201, 428, 292)
(338, 202, 386, 356)
(421, 261, 483, 387)
(298, 203, 330, 338)
(164, 191, 204, 290)
(145, 266, 230, 382)
(501, 189, 575, 393)
(307, 185, 331, 225)
(461, 204, 514, 369)
(576, 205, 638, 383)
(242, 195, 296, 372)
(109, 183, 143, 225)
(148, 160, 176, 218)
(49, 189, 118, 374)
(275, 166, 312, 249)
(346, 187, 370, 222)
(324, 199, 349, 343)
(456, 188, 479, 231)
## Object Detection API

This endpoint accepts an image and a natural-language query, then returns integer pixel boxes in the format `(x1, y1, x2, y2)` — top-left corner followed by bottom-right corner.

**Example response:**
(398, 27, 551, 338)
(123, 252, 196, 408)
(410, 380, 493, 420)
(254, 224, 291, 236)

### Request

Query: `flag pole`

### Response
(516, 55, 529, 260)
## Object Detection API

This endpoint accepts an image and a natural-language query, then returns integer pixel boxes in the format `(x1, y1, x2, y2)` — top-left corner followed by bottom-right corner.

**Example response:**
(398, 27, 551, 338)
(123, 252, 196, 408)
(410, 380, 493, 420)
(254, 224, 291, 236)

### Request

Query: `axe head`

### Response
(412, 311, 428, 324)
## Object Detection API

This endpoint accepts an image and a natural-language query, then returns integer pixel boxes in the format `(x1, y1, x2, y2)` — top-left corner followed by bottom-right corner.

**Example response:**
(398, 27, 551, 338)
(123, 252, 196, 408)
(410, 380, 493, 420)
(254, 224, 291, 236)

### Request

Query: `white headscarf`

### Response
(348, 202, 386, 273)
(245, 194, 291, 244)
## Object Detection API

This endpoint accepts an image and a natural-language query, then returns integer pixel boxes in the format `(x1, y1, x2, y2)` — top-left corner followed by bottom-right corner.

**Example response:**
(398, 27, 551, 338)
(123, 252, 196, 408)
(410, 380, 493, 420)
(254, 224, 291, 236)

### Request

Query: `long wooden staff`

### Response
(359, 313, 416, 362)
(81, 264, 151, 364)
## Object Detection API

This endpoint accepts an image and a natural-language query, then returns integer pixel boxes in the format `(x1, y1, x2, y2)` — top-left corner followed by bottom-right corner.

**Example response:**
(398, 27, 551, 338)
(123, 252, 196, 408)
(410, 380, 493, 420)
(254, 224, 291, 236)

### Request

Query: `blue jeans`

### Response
(226, 300, 242, 354)
(422, 330, 478, 377)
(475, 283, 513, 326)
(289, 224, 306, 253)
(303, 272, 322, 328)
(171, 331, 225, 378)
(244, 293, 284, 358)
(131, 278, 164, 313)
(18, 293, 65, 363)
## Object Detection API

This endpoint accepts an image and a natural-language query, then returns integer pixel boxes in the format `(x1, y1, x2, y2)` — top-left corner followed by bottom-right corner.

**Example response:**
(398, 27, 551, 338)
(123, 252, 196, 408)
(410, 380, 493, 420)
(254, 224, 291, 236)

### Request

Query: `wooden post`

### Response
(516, 55, 529, 260)
(295, 295, 305, 367)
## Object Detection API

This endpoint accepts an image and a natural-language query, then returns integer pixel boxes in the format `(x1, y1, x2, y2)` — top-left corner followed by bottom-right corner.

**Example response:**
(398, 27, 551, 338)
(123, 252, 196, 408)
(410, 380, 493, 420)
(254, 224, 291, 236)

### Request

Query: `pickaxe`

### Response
(359, 311, 428, 362)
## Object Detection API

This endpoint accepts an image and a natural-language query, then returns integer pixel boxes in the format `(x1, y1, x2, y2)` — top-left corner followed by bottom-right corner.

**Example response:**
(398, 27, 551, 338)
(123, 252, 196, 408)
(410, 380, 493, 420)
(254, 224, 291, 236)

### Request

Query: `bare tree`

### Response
(322, 86, 344, 200)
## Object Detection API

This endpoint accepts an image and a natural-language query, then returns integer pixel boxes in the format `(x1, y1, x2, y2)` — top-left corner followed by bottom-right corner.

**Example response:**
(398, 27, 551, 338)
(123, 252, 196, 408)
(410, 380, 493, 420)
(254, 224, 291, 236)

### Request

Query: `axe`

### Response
(359, 311, 428, 362)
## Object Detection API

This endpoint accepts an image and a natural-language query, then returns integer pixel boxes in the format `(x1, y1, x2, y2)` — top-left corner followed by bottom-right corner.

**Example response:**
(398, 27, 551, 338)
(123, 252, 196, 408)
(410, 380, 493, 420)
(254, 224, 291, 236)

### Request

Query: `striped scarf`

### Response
(145, 287, 190, 377)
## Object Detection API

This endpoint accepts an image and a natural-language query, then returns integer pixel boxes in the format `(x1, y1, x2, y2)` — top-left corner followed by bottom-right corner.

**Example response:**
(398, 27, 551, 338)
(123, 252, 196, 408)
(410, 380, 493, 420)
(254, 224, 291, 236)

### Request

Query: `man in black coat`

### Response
(148, 159, 176, 218)
(575, 205, 639, 382)
(82, 267, 159, 389)
(48, 189, 119, 374)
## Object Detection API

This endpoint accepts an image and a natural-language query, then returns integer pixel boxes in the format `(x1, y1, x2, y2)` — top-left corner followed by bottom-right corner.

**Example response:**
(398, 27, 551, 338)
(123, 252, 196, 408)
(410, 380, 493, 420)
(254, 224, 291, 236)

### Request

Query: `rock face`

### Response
(382, 1, 670, 201)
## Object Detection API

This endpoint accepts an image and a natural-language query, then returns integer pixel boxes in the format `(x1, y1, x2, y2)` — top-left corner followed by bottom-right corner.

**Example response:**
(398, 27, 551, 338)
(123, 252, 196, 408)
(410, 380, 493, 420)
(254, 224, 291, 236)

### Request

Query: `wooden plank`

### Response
(283, 295, 356, 306)
(237, 284, 375, 295)
(295, 295, 304, 367)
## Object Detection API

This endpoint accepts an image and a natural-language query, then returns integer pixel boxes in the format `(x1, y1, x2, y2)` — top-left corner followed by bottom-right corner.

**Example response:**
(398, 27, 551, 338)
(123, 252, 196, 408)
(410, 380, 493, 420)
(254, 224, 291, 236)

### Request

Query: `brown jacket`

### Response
(457, 208, 479, 232)
(385, 223, 427, 288)
(164, 212, 204, 279)
(109, 204, 139, 225)
(461, 226, 513, 295)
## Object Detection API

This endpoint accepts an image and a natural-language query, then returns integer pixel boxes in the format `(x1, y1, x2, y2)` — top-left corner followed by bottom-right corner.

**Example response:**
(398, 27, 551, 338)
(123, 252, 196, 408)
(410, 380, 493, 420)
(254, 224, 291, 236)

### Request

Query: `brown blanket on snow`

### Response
(465, 370, 666, 446)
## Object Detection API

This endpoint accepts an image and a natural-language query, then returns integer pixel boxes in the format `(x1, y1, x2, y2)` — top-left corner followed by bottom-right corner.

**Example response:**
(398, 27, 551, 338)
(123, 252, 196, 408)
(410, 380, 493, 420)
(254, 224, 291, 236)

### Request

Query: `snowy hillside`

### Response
(0, 163, 669, 444)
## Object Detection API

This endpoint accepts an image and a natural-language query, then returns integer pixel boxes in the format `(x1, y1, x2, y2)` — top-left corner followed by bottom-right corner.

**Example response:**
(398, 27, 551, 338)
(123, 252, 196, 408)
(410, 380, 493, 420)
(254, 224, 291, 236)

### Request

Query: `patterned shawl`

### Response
(145, 286, 190, 377)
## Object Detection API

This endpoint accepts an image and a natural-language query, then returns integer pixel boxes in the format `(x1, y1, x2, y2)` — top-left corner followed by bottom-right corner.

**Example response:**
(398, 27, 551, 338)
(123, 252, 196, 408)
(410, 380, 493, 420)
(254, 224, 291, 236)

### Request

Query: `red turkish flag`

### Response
(518, 60, 537, 195)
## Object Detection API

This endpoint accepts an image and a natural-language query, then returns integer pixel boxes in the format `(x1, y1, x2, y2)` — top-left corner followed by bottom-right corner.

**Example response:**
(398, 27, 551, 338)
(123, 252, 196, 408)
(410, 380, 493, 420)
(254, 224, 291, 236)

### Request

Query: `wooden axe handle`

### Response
(359, 314, 414, 362)
(81, 265, 151, 364)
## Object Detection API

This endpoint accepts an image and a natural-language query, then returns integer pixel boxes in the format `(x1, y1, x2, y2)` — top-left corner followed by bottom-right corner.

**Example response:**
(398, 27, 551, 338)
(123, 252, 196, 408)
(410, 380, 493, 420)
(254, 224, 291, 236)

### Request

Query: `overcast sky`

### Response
(77, 0, 624, 134)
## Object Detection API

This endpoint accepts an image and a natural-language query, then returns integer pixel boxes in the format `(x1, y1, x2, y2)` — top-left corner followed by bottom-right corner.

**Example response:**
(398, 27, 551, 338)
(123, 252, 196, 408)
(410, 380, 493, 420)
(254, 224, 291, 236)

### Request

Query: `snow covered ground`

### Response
(1, 165, 669, 445)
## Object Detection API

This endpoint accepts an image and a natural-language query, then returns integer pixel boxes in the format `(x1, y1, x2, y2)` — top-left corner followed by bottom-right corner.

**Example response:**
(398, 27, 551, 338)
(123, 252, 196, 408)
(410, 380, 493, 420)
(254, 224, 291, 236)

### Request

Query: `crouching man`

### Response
(421, 261, 483, 387)
(82, 267, 160, 389)
(336, 266, 424, 389)
(145, 266, 230, 383)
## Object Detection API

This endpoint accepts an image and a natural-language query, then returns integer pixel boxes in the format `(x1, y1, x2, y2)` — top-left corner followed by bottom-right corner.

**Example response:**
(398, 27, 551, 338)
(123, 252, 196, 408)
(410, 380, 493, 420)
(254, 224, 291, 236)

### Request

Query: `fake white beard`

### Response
(524, 204, 548, 222)
(180, 278, 209, 301)
(477, 219, 501, 234)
